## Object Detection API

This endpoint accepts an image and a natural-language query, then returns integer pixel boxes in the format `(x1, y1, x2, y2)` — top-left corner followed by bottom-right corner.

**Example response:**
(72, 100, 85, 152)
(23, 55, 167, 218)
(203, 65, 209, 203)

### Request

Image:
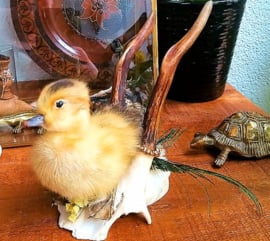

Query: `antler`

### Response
(141, 1, 213, 155)
(110, 12, 156, 109)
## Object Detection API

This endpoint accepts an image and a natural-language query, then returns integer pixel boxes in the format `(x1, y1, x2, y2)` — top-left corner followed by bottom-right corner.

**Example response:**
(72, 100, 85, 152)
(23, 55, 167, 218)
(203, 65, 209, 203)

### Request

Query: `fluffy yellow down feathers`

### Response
(31, 79, 140, 202)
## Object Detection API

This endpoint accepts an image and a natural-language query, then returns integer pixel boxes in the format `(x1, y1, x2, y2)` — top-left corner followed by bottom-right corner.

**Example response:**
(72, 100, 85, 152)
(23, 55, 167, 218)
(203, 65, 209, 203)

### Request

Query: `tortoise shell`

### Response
(210, 111, 270, 158)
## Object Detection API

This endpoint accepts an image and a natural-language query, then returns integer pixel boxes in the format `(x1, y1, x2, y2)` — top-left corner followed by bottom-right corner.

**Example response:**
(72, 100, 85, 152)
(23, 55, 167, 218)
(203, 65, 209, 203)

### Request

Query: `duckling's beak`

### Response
(25, 114, 44, 127)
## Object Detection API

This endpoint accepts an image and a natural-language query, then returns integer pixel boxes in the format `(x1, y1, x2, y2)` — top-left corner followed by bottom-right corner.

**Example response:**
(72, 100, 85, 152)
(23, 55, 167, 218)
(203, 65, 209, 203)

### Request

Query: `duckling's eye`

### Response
(55, 100, 64, 108)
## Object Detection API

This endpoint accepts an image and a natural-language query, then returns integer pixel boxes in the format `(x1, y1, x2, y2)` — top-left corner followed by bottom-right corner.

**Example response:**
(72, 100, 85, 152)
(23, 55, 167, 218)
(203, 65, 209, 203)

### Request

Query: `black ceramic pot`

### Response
(157, 0, 247, 102)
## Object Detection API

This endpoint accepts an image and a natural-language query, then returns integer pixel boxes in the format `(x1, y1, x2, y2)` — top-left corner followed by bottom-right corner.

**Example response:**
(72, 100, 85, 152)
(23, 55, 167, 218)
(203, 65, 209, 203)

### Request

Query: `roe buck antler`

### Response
(110, 12, 156, 109)
(109, 1, 213, 155)
(141, 1, 213, 155)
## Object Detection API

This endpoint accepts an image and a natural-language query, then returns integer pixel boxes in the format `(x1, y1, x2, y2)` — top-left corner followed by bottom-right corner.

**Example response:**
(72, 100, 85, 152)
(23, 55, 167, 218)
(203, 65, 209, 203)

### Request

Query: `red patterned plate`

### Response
(10, 0, 146, 87)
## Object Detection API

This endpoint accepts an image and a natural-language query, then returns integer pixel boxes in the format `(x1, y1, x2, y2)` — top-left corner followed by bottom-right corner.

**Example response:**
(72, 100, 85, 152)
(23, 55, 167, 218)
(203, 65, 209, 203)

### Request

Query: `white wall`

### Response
(228, 0, 270, 113)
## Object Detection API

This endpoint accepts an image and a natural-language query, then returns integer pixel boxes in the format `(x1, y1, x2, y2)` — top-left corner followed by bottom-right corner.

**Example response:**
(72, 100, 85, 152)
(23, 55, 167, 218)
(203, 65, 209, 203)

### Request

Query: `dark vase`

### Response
(157, 0, 247, 102)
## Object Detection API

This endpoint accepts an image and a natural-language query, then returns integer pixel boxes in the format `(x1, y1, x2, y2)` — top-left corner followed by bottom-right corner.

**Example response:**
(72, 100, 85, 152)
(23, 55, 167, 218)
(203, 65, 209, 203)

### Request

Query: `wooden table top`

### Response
(1, 84, 270, 241)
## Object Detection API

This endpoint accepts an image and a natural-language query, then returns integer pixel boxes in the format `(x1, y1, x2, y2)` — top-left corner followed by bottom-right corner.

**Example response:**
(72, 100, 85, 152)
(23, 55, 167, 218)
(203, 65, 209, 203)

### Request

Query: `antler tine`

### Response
(110, 12, 156, 110)
(141, 1, 213, 155)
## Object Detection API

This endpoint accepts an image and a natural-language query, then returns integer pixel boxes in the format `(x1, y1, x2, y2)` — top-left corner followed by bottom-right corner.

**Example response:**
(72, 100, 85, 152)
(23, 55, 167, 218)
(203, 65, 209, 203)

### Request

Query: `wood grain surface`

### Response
(1, 84, 270, 241)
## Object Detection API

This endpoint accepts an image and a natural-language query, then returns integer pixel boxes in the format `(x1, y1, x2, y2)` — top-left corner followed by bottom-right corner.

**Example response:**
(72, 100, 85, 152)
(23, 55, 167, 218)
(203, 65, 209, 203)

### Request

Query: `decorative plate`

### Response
(10, 0, 146, 87)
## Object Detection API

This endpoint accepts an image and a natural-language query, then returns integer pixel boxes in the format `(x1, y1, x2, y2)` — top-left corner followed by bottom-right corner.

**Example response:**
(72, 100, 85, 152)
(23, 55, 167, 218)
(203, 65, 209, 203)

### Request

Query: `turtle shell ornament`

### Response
(190, 111, 270, 167)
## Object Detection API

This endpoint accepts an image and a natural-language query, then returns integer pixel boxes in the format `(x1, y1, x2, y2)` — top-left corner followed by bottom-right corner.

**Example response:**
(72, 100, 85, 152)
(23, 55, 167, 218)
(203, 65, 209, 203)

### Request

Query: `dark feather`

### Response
(157, 128, 186, 149)
(152, 157, 262, 214)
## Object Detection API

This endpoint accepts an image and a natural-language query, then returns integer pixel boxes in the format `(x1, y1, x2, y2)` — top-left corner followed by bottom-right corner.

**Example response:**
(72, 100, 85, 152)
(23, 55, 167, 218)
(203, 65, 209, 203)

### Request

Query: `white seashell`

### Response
(57, 153, 170, 241)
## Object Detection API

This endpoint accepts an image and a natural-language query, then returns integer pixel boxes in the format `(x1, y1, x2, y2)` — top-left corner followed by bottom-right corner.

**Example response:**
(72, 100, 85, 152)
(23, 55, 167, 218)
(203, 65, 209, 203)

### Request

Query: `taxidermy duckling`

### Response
(31, 79, 140, 204)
